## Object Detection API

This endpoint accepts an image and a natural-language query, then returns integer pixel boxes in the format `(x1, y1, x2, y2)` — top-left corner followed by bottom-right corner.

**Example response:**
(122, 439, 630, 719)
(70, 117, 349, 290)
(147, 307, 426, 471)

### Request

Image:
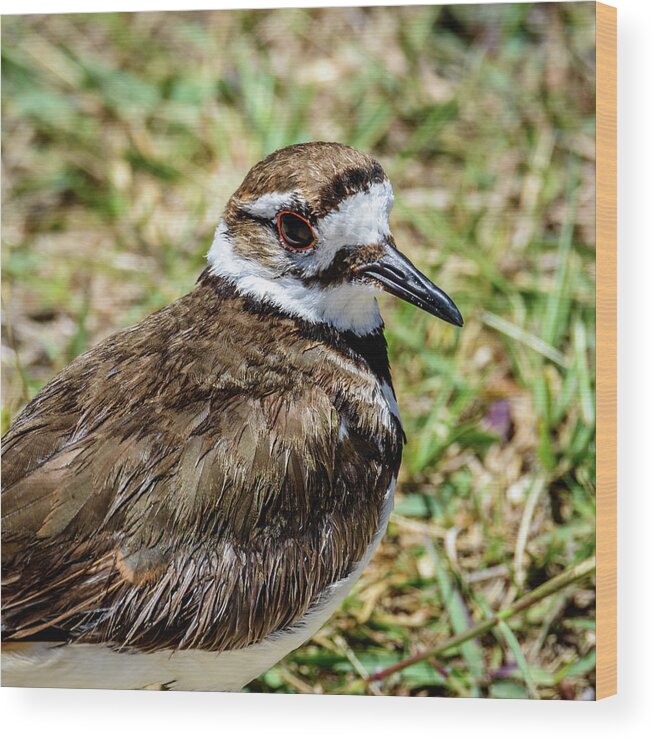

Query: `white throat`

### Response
(207, 221, 383, 335)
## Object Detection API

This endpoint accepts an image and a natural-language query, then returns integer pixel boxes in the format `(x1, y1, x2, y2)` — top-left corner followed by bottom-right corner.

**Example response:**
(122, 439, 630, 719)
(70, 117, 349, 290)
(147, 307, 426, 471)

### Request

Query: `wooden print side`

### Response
(595, 0, 617, 701)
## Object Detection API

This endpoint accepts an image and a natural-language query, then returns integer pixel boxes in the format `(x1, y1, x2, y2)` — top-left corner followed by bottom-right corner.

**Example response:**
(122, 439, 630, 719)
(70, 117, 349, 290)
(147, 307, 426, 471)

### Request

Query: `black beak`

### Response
(356, 246, 463, 327)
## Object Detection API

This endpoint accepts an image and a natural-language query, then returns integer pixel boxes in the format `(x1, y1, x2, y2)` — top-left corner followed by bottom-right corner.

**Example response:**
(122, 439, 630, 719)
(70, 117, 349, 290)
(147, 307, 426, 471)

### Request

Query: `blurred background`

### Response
(1, 3, 596, 698)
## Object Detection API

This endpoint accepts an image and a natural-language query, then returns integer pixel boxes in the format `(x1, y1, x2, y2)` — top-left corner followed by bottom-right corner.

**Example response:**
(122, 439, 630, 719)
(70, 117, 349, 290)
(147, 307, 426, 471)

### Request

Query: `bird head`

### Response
(208, 142, 463, 335)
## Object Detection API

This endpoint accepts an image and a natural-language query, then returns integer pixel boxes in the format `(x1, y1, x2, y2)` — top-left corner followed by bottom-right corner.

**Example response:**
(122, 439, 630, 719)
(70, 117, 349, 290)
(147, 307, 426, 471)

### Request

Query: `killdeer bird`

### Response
(1, 142, 462, 691)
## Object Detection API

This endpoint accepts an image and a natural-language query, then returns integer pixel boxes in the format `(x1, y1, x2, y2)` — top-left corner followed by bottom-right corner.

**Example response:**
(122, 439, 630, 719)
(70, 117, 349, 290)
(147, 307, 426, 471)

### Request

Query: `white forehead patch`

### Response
(313, 179, 394, 270)
(318, 180, 394, 248)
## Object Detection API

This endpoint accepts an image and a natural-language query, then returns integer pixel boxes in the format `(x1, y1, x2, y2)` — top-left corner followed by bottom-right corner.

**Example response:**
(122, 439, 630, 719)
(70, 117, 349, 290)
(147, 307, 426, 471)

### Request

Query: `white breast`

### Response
(2, 478, 396, 691)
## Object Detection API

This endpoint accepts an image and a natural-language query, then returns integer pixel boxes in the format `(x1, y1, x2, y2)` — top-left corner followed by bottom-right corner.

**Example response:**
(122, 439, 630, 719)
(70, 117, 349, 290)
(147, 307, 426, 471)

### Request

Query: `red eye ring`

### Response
(276, 210, 317, 252)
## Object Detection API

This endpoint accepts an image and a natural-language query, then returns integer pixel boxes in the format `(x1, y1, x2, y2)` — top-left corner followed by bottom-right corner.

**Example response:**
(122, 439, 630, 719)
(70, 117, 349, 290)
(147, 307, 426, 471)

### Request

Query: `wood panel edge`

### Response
(595, 0, 617, 701)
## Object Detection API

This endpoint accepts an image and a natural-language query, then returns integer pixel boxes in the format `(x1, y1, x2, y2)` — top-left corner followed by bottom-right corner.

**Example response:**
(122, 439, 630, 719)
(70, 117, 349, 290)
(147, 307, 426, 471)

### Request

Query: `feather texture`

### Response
(2, 272, 403, 654)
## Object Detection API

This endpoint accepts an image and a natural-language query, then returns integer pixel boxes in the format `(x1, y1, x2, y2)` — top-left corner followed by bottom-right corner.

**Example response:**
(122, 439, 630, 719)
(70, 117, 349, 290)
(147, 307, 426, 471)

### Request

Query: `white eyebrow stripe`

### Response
(239, 180, 393, 231)
(240, 191, 299, 219)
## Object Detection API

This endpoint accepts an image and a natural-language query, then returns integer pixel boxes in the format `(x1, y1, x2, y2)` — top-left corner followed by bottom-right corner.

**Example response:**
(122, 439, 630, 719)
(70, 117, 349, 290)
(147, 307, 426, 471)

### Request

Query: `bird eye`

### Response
(277, 211, 316, 251)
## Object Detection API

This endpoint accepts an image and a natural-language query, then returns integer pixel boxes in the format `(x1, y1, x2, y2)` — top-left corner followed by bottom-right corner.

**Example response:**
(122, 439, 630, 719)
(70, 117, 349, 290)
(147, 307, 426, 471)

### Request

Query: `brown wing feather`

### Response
(2, 278, 400, 651)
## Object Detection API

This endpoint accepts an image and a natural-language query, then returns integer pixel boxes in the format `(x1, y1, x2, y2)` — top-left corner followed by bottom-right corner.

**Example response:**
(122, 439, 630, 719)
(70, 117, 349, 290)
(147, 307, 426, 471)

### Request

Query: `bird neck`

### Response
(195, 267, 393, 389)
(206, 219, 384, 336)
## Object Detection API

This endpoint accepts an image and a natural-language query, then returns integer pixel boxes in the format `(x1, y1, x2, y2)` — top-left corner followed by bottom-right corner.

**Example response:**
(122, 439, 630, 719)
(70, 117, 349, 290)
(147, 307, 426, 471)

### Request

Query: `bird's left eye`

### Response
(277, 211, 316, 251)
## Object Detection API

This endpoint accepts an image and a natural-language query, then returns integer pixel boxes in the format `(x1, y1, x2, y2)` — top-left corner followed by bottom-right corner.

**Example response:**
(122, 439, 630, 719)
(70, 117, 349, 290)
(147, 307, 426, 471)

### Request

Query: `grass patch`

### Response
(1, 3, 597, 699)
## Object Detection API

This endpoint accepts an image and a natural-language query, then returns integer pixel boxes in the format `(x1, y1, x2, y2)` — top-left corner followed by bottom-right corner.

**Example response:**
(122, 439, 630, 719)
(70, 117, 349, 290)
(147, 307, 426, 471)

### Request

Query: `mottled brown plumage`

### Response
(2, 274, 402, 651)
